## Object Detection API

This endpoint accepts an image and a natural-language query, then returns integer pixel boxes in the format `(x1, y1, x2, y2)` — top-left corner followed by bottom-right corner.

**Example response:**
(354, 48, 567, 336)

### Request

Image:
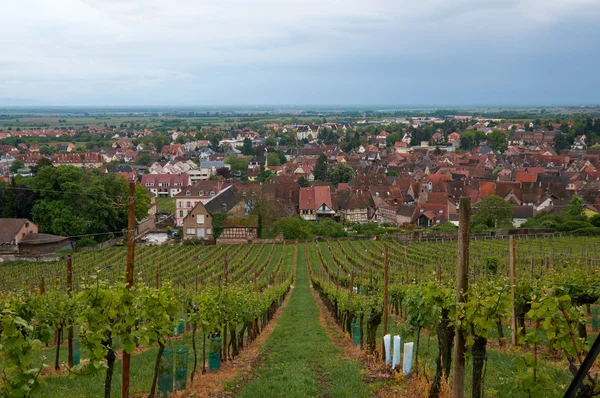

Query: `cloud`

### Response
(1, 0, 599, 105)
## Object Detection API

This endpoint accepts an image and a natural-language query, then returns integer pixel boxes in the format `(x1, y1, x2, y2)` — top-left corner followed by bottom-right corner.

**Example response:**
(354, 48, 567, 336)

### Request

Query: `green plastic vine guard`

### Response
(178, 319, 185, 335)
(209, 338, 221, 372)
(72, 338, 80, 366)
(352, 323, 361, 347)
(175, 347, 189, 390)
(159, 348, 174, 397)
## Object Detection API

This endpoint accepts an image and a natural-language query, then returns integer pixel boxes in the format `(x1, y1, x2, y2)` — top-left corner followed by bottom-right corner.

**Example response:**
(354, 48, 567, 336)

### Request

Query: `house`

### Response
(174, 181, 229, 226)
(182, 201, 213, 240)
(216, 216, 258, 244)
(19, 233, 74, 254)
(412, 204, 448, 227)
(512, 206, 535, 227)
(0, 219, 38, 251)
(299, 186, 335, 221)
(141, 174, 191, 198)
(51, 153, 104, 168)
(447, 132, 461, 147)
(0, 219, 73, 254)
(336, 189, 374, 223)
(295, 125, 317, 141)
(376, 131, 389, 148)
(432, 132, 444, 143)
(194, 161, 229, 182)
(161, 144, 185, 160)
(572, 135, 587, 150)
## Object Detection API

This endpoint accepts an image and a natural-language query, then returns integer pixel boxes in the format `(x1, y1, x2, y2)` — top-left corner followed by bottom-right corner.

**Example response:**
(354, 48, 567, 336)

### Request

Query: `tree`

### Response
(459, 131, 475, 151)
(471, 195, 514, 229)
(39, 145, 53, 155)
(277, 150, 287, 165)
(297, 176, 310, 187)
(224, 155, 250, 179)
(273, 217, 314, 239)
(264, 137, 277, 147)
(311, 219, 346, 237)
(487, 130, 508, 152)
(241, 138, 254, 156)
(314, 153, 328, 181)
(328, 163, 354, 186)
(562, 195, 586, 220)
(266, 152, 281, 167)
(0, 181, 16, 217)
(134, 154, 155, 166)
(256, 166, 273, 183)
(9, 160, 24, 174)
(150, 134, 170, 153)
(216, 167, 231, 179)
(251, 198, 278, 238)
(30, 158, 53, 174)
(209, 135, 221, 152)
(28, 166, 149, 241)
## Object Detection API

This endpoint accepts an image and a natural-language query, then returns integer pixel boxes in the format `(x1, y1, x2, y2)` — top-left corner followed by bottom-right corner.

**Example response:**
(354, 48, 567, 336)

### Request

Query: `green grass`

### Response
(237, 244, 367, 398)
(156, 197, 175, 214)
(41, 333, 197, 397)
(359, 312, 574, 397)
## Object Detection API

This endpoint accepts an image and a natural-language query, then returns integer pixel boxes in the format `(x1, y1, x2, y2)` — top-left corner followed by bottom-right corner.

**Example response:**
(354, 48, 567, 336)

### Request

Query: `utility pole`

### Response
(67, 255, 73, 367)
(382, 247, 389, 361)
(122, 181, 136, 398)
(510, 236, 517, 346)
(453, 197, 470, 398)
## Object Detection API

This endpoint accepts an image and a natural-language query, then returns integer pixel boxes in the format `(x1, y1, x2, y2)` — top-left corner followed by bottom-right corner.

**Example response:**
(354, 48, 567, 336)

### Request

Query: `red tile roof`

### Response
(299, 186, 332, 211)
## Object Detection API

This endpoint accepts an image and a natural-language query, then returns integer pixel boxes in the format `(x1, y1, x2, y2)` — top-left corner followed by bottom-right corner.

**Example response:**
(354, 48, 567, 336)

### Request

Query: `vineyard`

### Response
(1, 235, 600, 396)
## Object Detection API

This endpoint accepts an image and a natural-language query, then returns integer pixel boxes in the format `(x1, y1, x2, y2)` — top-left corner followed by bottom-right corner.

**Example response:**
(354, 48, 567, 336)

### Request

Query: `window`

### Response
(178, 201, 182, 208)
(210, 191, 215, 196)
(186, 228, 196, 235)
(206, 228, 212, 235)
(199, 190, 204, 196)
(197, 214, 205, 224)
(186, 201, 191, 207)
(186, 191, 191, 196)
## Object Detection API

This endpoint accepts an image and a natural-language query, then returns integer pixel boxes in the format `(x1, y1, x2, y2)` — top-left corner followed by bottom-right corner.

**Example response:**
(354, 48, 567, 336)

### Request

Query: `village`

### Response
(1, 112, 599, 247)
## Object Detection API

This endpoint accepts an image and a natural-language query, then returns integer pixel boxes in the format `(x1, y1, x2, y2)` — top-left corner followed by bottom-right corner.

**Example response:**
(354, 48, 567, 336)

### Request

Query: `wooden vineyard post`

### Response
(223, 255, 228, 362)
(509, 236, 518, 346)
(453, 197, 470, 398)
(122, 181, 136, 398)
(39, 277, 45, 295)
(530, 258, 534, 283)
(436, 261, 441, 283)
(382, 247, 389, 362)
(404, 246, 409, 282)
(67, 255, 74, 367)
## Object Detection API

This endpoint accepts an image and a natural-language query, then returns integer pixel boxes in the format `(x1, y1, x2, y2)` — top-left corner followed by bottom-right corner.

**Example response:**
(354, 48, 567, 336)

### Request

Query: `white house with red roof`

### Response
(141, 173, 191, 197)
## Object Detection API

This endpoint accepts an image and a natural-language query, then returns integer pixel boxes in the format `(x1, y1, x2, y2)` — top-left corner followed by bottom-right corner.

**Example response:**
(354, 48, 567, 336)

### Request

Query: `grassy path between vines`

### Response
(236, 244, 367, 398)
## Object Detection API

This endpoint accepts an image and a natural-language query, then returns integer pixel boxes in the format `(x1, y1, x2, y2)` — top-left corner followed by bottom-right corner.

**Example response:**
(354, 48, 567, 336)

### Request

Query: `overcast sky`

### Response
(1, 0, 599, 106)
